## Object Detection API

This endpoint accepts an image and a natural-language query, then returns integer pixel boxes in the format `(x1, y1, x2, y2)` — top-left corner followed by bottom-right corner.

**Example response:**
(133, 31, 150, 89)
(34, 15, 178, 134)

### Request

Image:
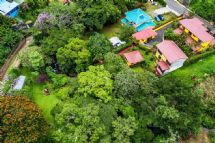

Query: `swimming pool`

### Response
(136, 21, 156, 31)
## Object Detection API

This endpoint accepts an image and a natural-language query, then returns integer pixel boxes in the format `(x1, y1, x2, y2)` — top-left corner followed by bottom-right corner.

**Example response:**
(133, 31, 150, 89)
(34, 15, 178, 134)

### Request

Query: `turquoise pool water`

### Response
(136, 21, 156, 31)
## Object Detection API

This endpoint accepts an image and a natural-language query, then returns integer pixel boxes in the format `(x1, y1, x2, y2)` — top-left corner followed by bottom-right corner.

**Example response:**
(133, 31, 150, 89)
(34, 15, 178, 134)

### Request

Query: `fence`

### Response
(0, 37, 28, 81)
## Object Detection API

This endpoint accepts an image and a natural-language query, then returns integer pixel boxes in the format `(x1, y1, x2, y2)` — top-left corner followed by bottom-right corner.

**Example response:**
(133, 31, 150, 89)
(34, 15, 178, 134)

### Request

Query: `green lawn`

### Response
(144, 2, 161, 17)
(20, 68, 60, 124)
(99, 21, 122, 38)
(164, 54, 215, 87)
(31, 83, 60, 124)
(139, 49, 156, 72)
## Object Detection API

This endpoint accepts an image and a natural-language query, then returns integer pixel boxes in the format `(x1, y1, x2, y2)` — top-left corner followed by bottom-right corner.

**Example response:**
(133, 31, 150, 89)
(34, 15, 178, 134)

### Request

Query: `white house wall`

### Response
(163, 59, 186, 75)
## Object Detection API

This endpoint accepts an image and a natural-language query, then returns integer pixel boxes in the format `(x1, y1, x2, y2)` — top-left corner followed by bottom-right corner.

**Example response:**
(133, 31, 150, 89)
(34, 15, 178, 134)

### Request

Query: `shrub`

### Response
(55, 86, 71, 100)
(137, 45, 152, 53)
(2, 80, 11, 95)
(202, 115, 215, 129)
(185, 48, 215, 66)
(155, 0, 166, 6)
(46, 67, 69, 88)
(209, 131, 215, 143)
(36, 74, 48, 83)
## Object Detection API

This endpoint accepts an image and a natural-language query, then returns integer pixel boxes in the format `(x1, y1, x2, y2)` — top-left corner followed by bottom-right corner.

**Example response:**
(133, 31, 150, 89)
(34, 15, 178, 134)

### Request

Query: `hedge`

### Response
(184, 47, 215, 66)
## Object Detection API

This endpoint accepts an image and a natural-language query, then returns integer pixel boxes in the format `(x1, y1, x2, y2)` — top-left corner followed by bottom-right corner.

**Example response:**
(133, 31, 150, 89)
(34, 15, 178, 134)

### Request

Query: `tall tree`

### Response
(73, 0, 120, 30)
(88, 33, 112, 60)
(18, 46, 45, 71)
(78, 65, 113, 103)
(0, 96, 49, 143)
(119, 26, 135, 42)
(112, 117, 138, 143)
(57, 38, 91, 73)
(52, 100, 106, 143)
(104, 52, 127, 75)
(157, 77, 204, 138)
(114, 69, 141, 99)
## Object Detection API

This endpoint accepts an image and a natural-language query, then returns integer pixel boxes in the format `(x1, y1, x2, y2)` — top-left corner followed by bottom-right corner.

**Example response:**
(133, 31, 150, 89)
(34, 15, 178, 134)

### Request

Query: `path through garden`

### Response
(0, 36, 33, 95)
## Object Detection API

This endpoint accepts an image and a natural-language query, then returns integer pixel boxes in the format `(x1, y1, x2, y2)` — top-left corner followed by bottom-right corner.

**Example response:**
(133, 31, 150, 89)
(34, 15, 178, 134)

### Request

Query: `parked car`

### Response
(154, 15, 160, 22)
(158, 14, 164, 21)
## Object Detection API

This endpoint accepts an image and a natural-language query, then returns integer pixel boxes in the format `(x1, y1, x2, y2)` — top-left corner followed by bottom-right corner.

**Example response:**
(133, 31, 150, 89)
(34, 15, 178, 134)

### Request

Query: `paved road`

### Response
(166, 0, 213, 28)
(148, 24, 172, 46)
(166, 0, 187, 16)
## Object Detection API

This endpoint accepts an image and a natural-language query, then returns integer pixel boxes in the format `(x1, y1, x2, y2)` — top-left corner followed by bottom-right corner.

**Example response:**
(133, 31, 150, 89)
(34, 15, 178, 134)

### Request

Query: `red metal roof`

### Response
(156, 40, 188, 63)
(132, 27, 157, 40)
(158, 61, 170, 71)
(118, 46, 134, 55)
(123, 50, 144, 64)
(180, 17, 214, 42)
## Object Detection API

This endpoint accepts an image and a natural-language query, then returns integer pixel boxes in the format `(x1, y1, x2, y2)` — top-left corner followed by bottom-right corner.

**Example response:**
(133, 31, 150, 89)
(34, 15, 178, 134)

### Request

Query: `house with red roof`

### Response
(155, 40, 188, 76)
(123, 50, 144, 66)
(132, 27, 157, 44)
(179, 17, 215, 52)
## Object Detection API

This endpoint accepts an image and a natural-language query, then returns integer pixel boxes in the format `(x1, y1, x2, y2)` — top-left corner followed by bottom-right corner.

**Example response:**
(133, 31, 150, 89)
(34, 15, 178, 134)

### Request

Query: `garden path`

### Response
(0, 36, 33, 95)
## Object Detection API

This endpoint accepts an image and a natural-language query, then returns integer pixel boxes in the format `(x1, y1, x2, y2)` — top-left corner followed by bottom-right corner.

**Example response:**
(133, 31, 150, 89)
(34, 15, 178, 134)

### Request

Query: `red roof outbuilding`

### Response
(123, 50, 144, 65)
(132, 27, 157, 40)
(156, 40, 188, 63)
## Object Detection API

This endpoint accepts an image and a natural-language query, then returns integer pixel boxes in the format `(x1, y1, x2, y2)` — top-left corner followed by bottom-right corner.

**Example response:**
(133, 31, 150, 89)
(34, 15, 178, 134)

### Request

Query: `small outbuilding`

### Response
(109, 37, 126, 47)
(123, 50, 144, 66)
(0, 0, 19, 18)
(13, 76, 26, 90)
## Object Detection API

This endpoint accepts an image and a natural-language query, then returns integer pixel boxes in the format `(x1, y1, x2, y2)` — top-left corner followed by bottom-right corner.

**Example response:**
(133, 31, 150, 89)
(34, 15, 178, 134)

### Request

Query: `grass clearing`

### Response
(144, 2, 161, 16)
(20, 68, 60, 124)
(99, 21, 122, 38)
(164, 54, 215, 87)
(31, 83, 60, 124)
(139, 49, 156, 72)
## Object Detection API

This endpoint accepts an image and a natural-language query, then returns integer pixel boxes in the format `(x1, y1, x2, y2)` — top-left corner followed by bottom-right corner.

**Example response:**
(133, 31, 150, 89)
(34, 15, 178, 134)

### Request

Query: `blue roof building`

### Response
(0, 0, 19, 18)
(121, 8, 156, 31)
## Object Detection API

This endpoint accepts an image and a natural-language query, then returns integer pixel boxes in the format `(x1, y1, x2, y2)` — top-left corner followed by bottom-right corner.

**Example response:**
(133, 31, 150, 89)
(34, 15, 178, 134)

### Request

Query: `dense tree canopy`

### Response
(112, 117, 138, 143)
(78, 65, 113, 102)
(104, 52, 127, 75)
(0, 15, 23, 67)
(57, 38, 91, 73)
(190, 0, 215, 22)
(5, 0, 213, 142)
(18, 46, 45, 71)
(114, 69, 142, 99)
(19, 0, 49, 20)
(74, 0, 120, 30)
(0, 96, 49, 143)
(53, 100, 106, 143)
(88, 33, 112, 60)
